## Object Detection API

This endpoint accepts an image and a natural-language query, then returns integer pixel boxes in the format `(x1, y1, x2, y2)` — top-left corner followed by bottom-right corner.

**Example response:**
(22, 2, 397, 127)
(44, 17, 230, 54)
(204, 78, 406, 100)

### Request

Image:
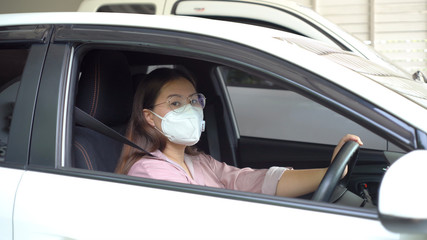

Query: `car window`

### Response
(0, 47, 28, 163)
(174, 0, 344, 50)
(219, 66, 388, 150)
(68, 48, 393, 207)
(97, 4, 156, 14)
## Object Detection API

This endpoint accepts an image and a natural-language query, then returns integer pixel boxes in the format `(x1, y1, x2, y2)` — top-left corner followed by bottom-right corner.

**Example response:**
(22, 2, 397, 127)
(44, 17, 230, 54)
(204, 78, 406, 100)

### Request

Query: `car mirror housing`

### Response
(412, 71, 427, 83)
(378, 150, 427, 235)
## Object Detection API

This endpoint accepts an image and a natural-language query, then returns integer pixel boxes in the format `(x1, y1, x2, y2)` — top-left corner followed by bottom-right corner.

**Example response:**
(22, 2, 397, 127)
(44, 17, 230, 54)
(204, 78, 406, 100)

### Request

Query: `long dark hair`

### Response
(115, 68, 199, 174)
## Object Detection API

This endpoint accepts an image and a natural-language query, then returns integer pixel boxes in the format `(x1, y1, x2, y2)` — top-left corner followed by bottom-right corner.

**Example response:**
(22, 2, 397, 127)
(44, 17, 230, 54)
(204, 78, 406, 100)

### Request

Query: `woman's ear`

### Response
(143, 109, 155, 127)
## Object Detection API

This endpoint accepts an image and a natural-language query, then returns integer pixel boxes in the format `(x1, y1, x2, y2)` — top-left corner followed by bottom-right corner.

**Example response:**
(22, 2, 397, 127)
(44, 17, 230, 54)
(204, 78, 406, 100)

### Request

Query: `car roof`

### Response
(1, 12, 426, 131)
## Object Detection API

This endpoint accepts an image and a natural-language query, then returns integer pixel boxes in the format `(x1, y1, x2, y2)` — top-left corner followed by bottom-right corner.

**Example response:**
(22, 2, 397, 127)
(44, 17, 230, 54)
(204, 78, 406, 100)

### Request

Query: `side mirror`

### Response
(412, 71, 427, 83)
(378, 150, 427, 235)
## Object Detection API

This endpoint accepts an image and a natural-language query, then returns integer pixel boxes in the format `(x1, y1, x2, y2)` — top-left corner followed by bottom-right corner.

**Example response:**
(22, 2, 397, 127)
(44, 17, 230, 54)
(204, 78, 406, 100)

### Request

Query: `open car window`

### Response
(67, 46, 409, 210)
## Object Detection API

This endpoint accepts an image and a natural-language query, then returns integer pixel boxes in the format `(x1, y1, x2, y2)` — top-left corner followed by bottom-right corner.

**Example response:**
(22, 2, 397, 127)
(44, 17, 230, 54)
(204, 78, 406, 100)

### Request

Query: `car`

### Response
(0, 12, 426, 239)
(77, 0, 415, 79)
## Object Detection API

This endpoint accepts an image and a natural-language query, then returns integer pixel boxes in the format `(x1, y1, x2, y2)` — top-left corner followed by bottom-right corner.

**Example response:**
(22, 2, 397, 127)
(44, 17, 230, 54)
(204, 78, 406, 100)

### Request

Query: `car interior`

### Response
(70, 48, 400, 207)
(72, 49, 238, 171)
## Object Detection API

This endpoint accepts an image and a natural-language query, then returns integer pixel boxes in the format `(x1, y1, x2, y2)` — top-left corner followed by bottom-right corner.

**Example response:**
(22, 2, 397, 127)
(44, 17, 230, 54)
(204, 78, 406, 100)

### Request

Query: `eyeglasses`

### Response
(153, 93, 206, 113)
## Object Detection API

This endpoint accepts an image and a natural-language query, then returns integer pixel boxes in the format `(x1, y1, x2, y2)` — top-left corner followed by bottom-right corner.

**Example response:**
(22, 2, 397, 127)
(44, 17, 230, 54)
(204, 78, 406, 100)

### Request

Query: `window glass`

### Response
(0, 48, 28, 162)
(219, 66, 387, 150)
(175, 1, 342, 49)
(97, 4, 156, 14)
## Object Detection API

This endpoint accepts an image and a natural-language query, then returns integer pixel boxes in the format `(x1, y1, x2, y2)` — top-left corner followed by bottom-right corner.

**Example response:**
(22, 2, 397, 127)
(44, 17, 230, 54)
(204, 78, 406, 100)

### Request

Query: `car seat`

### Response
(72, 50, 133, 172)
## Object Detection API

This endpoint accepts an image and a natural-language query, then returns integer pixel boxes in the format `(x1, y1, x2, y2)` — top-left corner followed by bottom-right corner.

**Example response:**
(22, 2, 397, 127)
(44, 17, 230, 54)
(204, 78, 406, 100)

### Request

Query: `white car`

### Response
(78, 0, 414, 79)
(0, 12, 426, 239)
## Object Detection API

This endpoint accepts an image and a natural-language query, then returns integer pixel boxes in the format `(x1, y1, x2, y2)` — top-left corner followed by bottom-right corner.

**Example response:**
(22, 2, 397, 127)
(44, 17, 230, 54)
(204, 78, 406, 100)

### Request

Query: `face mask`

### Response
(150, 106, 205, 146)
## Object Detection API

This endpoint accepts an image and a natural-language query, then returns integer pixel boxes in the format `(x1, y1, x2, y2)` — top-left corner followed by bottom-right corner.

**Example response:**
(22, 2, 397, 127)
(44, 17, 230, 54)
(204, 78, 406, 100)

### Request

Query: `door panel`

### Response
(237, 136, 334, 169)
(13, 171, 399, 239)
(237, 135, 390, 205)
(0, 167, 24, 240)
(237, 136, 392, 169)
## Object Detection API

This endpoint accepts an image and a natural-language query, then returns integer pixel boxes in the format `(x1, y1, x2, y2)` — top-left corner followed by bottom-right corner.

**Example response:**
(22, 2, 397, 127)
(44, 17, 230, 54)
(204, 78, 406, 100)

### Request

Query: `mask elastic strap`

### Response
(153, 125, 166, 136)
(149, 110, 165, 120)
(149, 110, 171, 139)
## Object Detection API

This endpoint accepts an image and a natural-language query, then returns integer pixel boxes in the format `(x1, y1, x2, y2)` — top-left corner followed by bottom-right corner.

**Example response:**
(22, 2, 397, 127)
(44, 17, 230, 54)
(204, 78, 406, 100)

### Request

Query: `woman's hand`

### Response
(332, 134, 363, 161)
(276, 134, 364, 198)
(332, 134, 363, 177)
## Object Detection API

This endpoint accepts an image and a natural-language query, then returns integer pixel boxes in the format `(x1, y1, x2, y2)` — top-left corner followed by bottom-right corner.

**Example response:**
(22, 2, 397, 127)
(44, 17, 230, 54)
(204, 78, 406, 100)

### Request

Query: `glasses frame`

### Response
(152, 93, 206, 113)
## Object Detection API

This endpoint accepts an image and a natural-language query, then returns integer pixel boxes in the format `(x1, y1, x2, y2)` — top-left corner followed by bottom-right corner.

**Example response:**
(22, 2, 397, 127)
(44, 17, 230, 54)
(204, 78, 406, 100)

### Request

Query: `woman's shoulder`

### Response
(187, 151, 213, 161)
(128, 152, 192, 183)
(128, 156, 181, 177)
(130, 153, 170, 169)
(187, 152, 223, 169)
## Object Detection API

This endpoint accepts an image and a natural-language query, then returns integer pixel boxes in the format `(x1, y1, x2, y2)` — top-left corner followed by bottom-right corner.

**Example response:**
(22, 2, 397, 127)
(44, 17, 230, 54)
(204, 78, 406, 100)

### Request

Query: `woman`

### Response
(115, 68, 363, 197)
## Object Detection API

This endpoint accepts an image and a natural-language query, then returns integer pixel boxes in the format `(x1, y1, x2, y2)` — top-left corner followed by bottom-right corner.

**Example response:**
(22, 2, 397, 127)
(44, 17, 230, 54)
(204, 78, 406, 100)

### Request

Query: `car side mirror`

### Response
(378, 150, 427, 236)
(412, 70, 426, 83)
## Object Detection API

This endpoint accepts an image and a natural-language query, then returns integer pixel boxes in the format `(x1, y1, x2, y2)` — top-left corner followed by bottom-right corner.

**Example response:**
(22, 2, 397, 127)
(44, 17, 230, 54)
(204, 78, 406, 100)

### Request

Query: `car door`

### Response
(11, 23, 405, 239)
(0, 25, 50, 240)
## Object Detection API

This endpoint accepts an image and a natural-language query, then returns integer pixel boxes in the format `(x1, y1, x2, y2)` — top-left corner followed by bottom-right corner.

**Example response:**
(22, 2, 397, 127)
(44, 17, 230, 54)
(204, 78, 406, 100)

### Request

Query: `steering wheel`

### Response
(312, 141, 360, 202)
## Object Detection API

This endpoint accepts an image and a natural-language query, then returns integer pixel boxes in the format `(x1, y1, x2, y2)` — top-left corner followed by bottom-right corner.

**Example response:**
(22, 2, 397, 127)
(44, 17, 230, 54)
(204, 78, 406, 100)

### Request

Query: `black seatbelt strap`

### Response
(204, 105, 221, 161)
(74, 107, 154, 157)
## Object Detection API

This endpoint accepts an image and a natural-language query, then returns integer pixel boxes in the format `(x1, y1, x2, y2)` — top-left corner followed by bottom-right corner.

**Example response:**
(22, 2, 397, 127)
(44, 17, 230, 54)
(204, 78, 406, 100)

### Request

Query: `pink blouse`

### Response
(128, 150, 290, 195)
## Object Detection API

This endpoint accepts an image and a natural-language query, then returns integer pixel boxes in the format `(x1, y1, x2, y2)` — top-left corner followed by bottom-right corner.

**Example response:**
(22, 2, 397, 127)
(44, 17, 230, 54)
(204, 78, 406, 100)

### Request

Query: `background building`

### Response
(293, 0, 426, 75)
(1, 0, 426, 74)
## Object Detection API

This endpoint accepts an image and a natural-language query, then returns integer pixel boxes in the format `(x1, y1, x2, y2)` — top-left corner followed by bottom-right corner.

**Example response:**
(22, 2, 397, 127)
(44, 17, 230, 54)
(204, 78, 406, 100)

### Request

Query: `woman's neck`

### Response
(162, 142, 194, 180)
(162, 143, 186, 165)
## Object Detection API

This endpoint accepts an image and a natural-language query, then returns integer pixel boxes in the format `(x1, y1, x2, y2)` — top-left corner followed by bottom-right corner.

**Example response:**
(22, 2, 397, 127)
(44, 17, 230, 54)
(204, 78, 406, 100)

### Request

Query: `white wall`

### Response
(294, 0, 426, 75)
(0, 0, 82, 13)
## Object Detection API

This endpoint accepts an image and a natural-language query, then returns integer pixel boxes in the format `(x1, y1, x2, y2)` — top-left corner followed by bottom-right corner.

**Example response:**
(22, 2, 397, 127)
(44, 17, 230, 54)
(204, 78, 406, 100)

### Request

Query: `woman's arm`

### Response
(275, 134, 363, 198)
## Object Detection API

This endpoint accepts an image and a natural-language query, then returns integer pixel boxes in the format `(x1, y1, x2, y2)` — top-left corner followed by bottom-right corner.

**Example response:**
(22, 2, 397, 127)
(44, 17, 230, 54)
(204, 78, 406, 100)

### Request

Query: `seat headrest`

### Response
(76, 50, 133, 126)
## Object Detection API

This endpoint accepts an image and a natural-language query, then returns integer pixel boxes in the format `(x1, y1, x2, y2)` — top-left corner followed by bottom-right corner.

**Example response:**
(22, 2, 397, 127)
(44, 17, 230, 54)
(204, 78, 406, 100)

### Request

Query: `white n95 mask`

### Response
(150, 106, 205, 146)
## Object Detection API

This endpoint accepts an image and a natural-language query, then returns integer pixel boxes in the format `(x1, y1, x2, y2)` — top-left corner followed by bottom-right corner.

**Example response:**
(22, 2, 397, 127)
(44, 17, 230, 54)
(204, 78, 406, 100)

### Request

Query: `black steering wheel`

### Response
(312, 141, 360, 202)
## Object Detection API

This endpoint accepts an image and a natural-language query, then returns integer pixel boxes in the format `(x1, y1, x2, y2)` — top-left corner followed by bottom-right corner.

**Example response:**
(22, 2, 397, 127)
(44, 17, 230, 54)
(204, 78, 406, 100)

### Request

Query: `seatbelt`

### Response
(74, 107, 154, 157)
(204, 105, 221, 161)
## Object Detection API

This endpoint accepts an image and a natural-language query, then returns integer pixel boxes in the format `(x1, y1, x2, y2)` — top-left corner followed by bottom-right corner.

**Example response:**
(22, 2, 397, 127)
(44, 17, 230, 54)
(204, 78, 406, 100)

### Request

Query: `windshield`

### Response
(280, 36, 427, 109)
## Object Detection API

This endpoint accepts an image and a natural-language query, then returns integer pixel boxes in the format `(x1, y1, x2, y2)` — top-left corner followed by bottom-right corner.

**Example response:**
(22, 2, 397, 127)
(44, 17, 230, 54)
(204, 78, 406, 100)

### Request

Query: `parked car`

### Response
(78, 0, 414, 79)
(1, 12, 426, 239)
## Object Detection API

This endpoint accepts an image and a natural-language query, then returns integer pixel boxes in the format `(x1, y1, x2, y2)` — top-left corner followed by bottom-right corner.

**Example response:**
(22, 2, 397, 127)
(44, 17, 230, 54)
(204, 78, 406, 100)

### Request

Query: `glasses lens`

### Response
(168, 93, 206, 113)
(189, 93, 206, 109)
(168, 95, 186, 113)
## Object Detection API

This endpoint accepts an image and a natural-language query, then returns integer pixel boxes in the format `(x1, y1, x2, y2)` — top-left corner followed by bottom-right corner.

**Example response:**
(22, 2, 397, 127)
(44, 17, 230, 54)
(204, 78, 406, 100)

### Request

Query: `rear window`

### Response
(0, 47, 28, 162)
(97, 4, 156, 14)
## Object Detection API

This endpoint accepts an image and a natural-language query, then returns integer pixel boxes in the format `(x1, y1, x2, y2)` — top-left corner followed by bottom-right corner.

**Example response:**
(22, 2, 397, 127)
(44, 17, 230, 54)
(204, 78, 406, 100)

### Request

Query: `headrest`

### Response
(76, 50, 133, 126)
